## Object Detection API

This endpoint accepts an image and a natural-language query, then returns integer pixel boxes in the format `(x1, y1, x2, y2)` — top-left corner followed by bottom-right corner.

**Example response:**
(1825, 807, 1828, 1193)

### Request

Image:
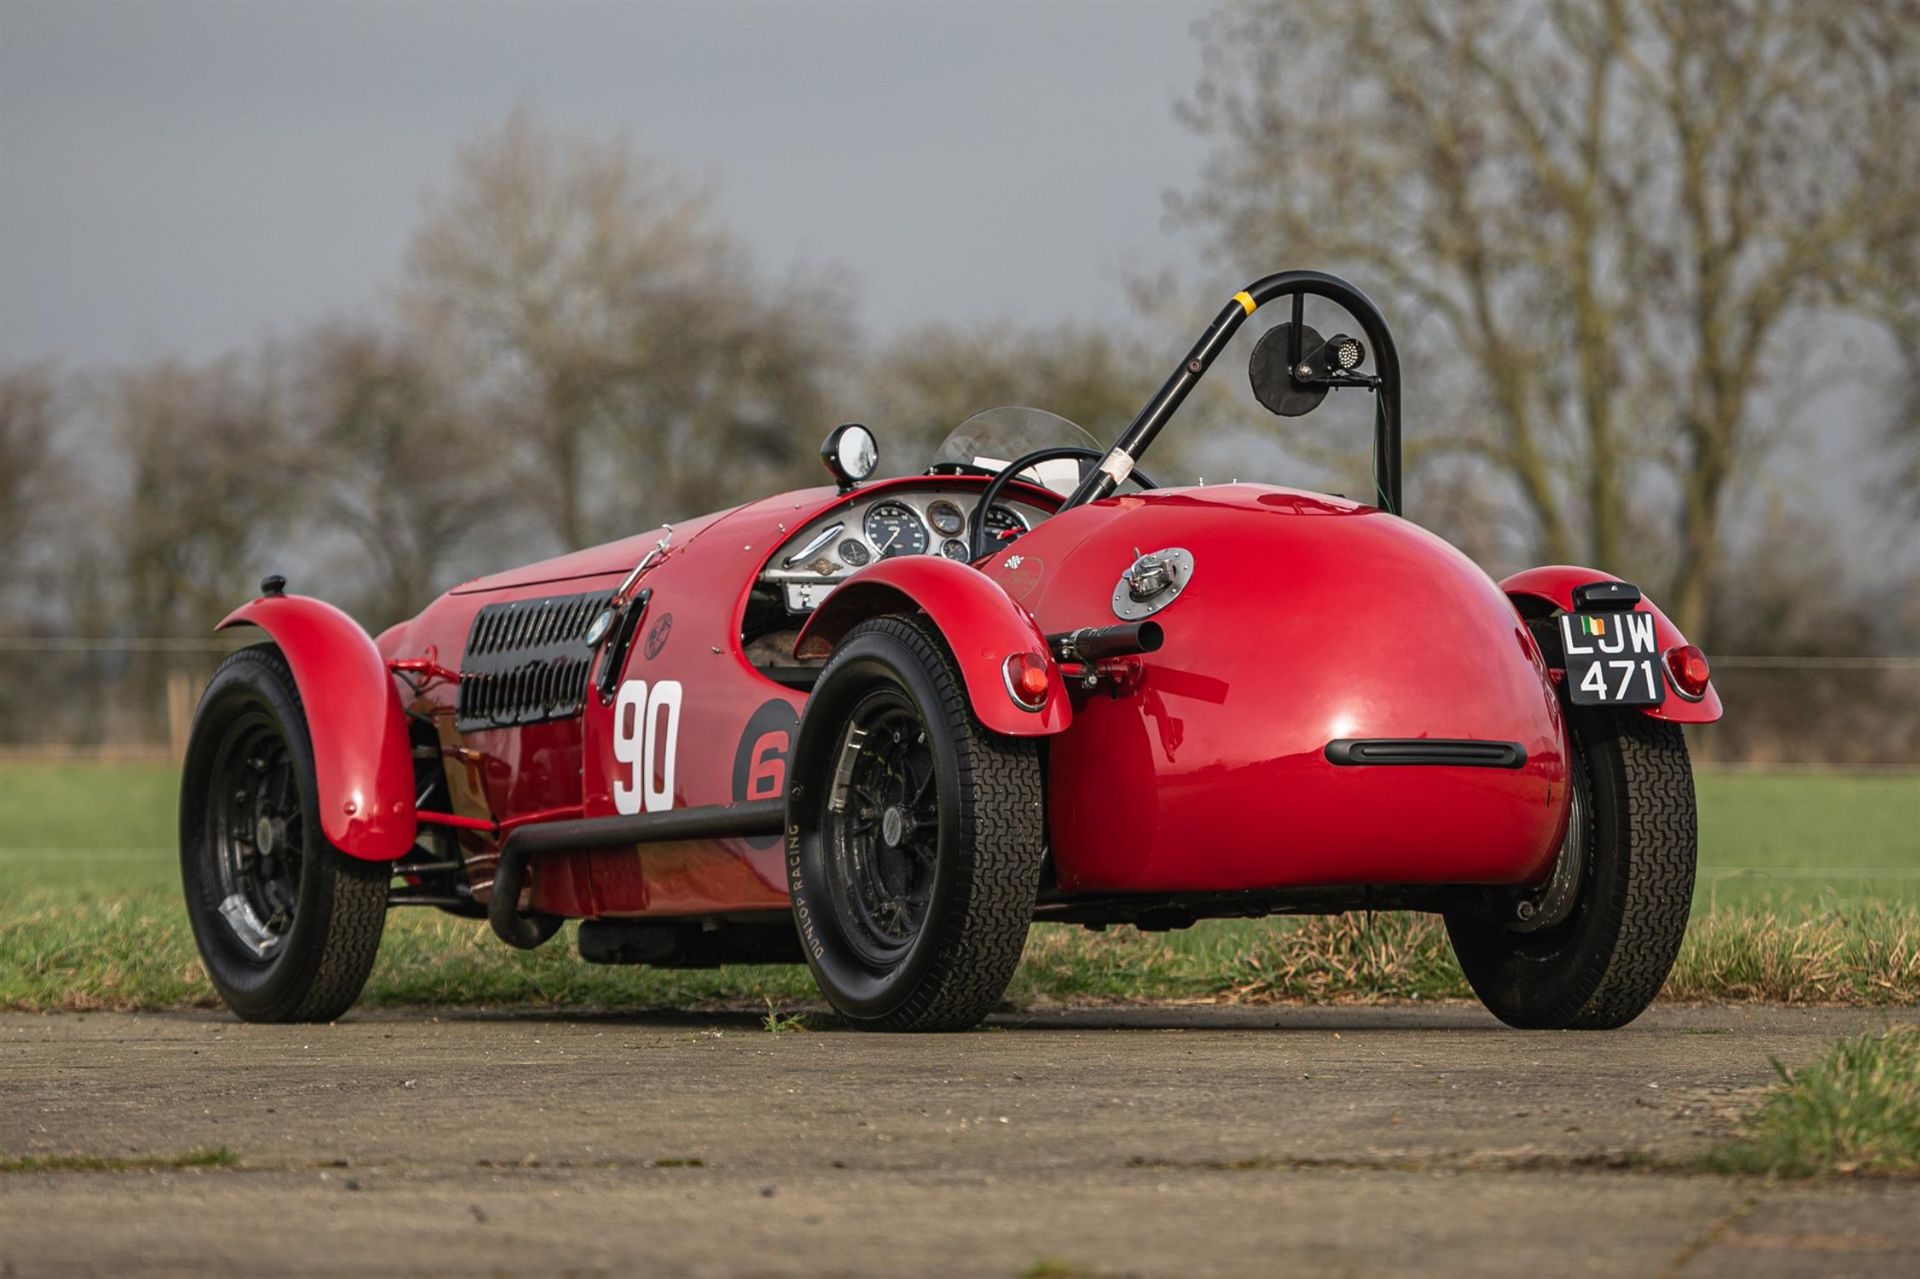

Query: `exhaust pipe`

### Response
(488, 799, 786, 948)
(1046, 620, 1164, 665)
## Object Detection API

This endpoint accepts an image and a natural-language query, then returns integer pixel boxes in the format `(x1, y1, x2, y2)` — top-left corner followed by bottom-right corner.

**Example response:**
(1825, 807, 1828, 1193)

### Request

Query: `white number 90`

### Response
(612, 679, 682, 815)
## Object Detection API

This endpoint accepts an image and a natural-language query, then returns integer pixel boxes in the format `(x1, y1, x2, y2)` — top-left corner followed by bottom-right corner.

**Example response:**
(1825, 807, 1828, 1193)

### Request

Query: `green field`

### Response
(5, 761, 1914, 907)
(2, 762, 1916, 1012)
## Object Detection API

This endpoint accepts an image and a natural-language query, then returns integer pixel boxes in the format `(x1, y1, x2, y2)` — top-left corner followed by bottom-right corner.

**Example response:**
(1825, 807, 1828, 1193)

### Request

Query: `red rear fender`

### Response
(793, 557, 1070, 736)
(217, 595, 418, 859)
(1500, 566, 1723, 724)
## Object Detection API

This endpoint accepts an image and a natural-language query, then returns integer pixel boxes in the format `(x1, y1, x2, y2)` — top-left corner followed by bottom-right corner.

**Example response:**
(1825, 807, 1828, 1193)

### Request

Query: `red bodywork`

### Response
(793, 555, 1073, 734)
(1499, 565, 1723, 723)
(234, 473, 1719, 921)
(218, 595, 417, 860)
(987, 486, 1572, 893)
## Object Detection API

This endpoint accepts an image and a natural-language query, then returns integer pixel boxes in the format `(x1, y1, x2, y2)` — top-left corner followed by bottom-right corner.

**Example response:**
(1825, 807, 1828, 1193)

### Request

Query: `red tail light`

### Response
(1003, 651, 1051, 710)
(1664, 645, 1711, 700)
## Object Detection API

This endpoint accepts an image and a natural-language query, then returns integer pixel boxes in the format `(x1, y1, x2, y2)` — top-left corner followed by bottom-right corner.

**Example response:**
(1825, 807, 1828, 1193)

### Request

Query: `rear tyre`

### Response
(1446, 709, 1696, 1029)
(180, 644, 389, 1022)
(788, 616, 1043, 1031)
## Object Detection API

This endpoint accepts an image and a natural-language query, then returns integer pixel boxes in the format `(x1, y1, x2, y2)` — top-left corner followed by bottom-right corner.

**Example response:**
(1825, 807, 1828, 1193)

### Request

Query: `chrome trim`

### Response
(783, 522, 846, 568)
(1001, 654, 1047, 712)
(1662, 647, 1708, 701)
(1111, 547, 1195, 620)
(759, 489, 1049, 587)
(615, 524, 674, 601)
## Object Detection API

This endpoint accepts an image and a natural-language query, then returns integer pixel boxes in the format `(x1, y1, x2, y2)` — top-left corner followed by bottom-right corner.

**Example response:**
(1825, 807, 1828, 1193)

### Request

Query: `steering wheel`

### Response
(968, 446, 1159, 561)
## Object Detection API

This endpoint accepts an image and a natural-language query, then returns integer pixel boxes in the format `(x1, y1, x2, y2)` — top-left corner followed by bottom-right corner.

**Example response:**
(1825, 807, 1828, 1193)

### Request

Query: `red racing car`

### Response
(180, 270, 1722, 1031)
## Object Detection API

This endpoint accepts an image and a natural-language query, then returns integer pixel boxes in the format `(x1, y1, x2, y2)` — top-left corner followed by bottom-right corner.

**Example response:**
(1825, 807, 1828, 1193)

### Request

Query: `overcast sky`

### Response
(1, 0, 1213, 367)
(3, 0, 1905, 579)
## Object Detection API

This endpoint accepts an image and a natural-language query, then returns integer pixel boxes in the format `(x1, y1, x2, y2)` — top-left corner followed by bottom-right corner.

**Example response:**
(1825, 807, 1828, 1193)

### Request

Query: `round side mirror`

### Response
(1249, 322, 1330, 418)
(822, 423, 878, 491)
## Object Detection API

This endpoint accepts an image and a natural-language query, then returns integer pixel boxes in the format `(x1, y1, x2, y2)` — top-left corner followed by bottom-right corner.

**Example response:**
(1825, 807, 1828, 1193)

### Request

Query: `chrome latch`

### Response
(1112, 547, 1194, 620)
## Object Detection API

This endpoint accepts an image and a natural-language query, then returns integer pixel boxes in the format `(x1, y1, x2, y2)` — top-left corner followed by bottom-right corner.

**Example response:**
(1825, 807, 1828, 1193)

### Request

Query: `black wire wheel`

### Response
(205, 713, 305, 958)
(824, 693, 941, 967)
(788, 616, 1044, 1031)
(180, 644, 389, 1022)
(1446, 707, 1697, 1030)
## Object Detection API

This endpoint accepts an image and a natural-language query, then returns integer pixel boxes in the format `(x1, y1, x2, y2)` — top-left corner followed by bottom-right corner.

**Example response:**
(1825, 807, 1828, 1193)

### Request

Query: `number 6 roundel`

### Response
(611, 679, 683, 815)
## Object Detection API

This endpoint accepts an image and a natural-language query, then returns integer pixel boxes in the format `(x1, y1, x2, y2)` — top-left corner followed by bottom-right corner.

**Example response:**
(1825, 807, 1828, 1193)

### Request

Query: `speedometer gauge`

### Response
(985, 504, 1029, 544)
(863, 501, 928, 558)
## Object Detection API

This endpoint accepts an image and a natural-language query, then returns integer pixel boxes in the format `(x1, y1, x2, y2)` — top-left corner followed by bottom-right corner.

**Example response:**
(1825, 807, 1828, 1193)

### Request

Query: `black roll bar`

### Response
(1060, 270, 1403, 516)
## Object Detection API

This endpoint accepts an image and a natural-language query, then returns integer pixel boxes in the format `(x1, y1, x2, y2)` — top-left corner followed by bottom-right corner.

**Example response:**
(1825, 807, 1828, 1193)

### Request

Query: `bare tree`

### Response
(295, 324, 512, 628)
(1177, 0, 1920, 637)
(402, 110, 851, 549)
(112, 355, 300, 637)
(1878, 227, 1920, 524)
(863, 322, 1164, 466)
(0, 366, 60, 610)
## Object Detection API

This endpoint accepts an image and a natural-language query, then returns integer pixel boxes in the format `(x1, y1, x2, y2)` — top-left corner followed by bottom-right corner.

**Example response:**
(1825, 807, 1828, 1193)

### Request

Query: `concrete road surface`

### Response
(1, 1003, 1914, 1278)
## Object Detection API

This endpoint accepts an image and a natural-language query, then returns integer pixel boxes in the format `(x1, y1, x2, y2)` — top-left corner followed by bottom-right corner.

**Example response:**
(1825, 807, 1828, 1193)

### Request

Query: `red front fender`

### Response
(217, 594, 418, 859)
(1500, 566, 1723, 724)
(793, 557, 1071, 735)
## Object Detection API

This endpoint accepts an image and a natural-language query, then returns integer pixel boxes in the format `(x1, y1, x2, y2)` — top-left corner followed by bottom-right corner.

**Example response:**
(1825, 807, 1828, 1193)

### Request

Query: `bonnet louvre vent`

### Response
(456, 590, 612, 733)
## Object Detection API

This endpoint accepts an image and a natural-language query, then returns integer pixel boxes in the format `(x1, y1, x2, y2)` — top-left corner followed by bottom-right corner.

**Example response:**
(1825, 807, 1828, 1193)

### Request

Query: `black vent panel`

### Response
(1323, 738, 1527, 769)
(456, 590, 612, 733)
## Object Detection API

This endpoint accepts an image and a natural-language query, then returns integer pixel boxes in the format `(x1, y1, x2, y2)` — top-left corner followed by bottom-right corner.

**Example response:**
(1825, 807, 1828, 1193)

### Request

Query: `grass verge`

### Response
(0, 1147, 238, 1174)
(1704, 1024, 1920, 1178)
(3, 892, 1915, 1013)
(1011, 906, 1920, 1007)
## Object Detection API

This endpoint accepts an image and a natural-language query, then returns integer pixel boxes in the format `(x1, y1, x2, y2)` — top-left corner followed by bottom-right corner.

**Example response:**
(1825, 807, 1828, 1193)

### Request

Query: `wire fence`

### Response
(1, 639, 1917, 767)
(8, 636, 1916, 666)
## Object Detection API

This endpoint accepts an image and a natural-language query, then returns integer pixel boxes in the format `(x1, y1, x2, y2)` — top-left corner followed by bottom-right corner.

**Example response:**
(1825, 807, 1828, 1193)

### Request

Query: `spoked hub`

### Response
(1510, 754, 1591, 934)
(207, 714, 305, 959)
(824, 691, 940, 967)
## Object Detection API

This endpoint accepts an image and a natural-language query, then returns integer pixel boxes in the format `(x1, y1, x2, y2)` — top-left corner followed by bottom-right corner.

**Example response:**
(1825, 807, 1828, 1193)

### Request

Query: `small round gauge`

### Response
(927, 500, 966, 537)
(985, 504, 1030, 544)
(863, 501, 928, 558)
(838, 538, 871, 567)
(940, 538, 971, 561)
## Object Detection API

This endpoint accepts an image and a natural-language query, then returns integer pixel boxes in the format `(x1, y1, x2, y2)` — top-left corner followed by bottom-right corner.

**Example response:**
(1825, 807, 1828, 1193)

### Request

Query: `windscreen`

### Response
(929, 406, 1102, 495)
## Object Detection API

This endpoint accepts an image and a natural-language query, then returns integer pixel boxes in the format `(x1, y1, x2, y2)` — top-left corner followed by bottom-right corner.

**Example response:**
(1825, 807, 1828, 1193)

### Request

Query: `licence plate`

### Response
(1557, 611, 1666, 706)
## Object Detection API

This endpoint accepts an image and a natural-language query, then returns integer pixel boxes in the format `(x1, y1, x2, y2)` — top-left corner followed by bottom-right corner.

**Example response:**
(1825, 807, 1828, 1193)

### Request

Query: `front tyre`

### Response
(788, 617, 1043, 1031)
(180, 644, 388, 1022)
(1446, 709, 1696, 1029)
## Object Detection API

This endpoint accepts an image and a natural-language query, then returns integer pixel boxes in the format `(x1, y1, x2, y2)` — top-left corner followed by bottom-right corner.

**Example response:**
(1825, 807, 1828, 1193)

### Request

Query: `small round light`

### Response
(1003, 651, 1050, 710)
(1665, 645, 1711, 699)
(584, 608, 617, 647)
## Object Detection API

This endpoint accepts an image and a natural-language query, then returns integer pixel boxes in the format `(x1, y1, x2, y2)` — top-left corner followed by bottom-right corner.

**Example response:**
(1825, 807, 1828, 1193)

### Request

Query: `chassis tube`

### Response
(1064, 270, 1402, 516)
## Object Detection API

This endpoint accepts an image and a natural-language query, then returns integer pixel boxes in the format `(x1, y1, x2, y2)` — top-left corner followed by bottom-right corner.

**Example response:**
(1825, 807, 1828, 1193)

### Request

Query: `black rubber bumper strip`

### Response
(1324, 739, 1526, 769)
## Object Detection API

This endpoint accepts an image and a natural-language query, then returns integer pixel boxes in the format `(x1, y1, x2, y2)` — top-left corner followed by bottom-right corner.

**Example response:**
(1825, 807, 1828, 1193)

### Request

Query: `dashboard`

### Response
(761, 488, 1051, 611)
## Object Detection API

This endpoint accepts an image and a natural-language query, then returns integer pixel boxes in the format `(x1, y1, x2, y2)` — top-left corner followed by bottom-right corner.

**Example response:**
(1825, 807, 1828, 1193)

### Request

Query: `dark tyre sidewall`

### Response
(1449, 722, 1613, 1017)
(1447, 709, 1693, 1029)
(788, 627, 965, 1020)
(180, 646, 381, 1020)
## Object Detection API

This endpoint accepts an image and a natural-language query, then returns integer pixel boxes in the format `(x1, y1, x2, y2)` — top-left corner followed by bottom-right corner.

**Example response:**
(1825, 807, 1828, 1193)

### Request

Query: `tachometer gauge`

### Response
(863, 501, 928, 558)
(838, 539, 871, 567)
(985, 504, 1029, 544)
(927, 500, 966, 537)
